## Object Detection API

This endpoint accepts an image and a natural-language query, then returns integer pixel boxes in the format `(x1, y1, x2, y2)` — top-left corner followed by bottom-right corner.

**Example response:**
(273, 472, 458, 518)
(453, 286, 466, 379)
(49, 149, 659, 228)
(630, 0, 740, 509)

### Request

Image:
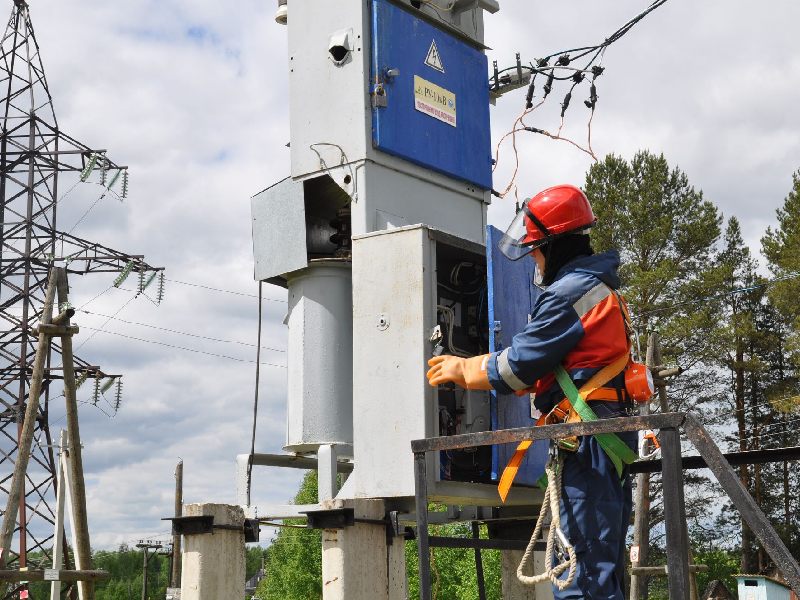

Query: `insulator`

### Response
(121, 170, 129, 199)
(108, 169, 122, 190)
(328, 209, 352, 258)
(91, 374, 101, 405)
(525, 76, 536, 109)
(114, 379, 123, 411)
(543, 72, 554, 96)
(75, 370, 89, 389)
(80, 153, 98, 182)
(59, 301, 72, 312)
(556, 54, 570, 66)
(561, 92, 572, 117)
(100, 377, 115, 394)
(100, 154, 108, 186)
(138, 260, 146, 293)
(584, 83, 598, 110)
(114, 260, 135, 288)
(157, 272, 165, 305)
(143, 271, 158, 290)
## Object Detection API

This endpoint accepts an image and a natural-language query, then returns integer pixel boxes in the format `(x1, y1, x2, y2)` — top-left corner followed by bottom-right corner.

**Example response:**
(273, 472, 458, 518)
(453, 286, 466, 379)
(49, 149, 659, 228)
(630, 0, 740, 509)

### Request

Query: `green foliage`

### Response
(584, 150, 725, 419)
(256, 472, 322, 600)
(762, 169, 800, 382)
(693, 548, 740, 593)
(254, 483, 503, 600)
(585, 150, 722, 320)
(19, 544, 171, 600)
(406, 513, 501, 600)
(93, 545, 171, 600)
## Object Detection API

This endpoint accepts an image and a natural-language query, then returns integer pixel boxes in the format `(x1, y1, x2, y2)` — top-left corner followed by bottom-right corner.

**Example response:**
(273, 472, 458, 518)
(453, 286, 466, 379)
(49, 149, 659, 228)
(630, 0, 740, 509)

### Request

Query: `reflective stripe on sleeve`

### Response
(497, 348, 528, 391)
(572, 283, 612, 319)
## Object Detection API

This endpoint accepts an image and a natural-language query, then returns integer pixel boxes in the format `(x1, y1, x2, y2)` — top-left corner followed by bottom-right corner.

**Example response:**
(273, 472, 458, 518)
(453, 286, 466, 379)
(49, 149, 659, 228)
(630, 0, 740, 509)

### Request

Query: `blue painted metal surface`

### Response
(486, 225, 548, 485)
(370, 0, 492, 190)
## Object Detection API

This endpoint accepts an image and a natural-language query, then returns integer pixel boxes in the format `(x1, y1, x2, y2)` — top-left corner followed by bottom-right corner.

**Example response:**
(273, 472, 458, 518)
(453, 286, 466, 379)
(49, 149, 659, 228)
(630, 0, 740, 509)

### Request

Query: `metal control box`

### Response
(351, 225, 540, 505)
(371, 0, 493, 189)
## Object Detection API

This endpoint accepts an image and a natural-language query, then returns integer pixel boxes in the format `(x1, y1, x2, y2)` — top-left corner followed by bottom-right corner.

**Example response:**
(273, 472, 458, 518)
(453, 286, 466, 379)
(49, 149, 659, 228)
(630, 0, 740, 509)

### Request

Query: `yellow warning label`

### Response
(414, 75, 457, 127)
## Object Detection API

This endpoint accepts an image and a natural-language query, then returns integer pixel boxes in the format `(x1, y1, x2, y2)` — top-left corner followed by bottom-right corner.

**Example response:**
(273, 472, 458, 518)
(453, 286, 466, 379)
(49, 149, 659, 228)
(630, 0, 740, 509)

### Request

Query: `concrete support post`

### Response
(502, 549, 553, 600)
(180, 503, 245, 600)
(320, 498, 407, 600)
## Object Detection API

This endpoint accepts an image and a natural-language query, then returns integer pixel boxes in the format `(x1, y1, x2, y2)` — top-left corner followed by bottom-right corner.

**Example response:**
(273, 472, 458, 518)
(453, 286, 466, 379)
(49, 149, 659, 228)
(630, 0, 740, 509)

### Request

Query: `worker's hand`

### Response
(427, 355, 467, 387)
(427, 354, 493, 390)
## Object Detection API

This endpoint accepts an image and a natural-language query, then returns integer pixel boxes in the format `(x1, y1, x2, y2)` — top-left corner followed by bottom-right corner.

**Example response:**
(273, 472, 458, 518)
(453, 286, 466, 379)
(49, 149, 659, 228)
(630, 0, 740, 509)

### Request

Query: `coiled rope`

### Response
(517, 458, 577, 590)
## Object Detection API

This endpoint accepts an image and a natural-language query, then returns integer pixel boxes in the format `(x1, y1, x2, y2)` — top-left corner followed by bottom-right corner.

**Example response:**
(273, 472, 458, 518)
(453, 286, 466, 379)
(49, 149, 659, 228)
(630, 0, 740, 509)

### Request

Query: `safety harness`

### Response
(497, 286, 639, 502)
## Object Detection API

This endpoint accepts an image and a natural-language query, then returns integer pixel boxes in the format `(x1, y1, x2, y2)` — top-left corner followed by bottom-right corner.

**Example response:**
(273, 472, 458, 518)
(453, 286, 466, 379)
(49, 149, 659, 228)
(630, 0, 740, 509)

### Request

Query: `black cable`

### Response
(164, 278, 286, 302)
(247, 281, 263, 506)
(79, 325, 287, 367)
(79, 309, 286, 353)
(491, 0, 669, 86)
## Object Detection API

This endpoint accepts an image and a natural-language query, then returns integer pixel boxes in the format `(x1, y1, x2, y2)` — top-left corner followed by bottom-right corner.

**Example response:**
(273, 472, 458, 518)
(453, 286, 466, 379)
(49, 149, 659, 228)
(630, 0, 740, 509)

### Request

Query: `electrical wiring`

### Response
(633, 270, 800, 319)
(436, 305, 471, 358)
(77, 286, 113, 311)
(74, 294, 138, 351)
(78, 309, 287, 353)
(420, 0, 455, 12)
(492, 2, 668, 191)
(79, 325, 288, 368)
(493, 101, 546, 201)
(164, 278, 287, 302)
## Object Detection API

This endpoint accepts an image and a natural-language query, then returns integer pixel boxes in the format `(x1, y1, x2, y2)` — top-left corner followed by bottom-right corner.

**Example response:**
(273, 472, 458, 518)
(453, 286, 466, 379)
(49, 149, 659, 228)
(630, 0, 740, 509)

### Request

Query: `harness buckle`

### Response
(545, 403, 581, 453)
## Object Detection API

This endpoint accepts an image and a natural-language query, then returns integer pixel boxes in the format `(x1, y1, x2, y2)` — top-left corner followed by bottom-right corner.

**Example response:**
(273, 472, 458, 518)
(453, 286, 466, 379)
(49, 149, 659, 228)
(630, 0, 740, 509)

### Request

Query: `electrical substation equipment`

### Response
(251, 0, 548, 510)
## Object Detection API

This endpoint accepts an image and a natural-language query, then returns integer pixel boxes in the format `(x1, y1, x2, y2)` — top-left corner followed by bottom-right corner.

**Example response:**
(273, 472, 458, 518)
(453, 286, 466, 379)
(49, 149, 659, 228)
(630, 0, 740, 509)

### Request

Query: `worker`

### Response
(427, 184, 637, 600)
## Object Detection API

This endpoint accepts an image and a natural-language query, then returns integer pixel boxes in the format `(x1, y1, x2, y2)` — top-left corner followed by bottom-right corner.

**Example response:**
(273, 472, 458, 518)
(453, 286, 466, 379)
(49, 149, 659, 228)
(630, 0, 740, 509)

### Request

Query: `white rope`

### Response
(517, 458, 577, 590)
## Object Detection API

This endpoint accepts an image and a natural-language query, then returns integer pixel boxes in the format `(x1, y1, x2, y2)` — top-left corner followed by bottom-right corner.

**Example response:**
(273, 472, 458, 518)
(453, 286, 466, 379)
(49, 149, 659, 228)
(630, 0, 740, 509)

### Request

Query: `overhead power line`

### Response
(635, 270, 800, 318)
(165, 278, 287, 302)
(80, 326, 287, 368)
(78, 309, 287, 353)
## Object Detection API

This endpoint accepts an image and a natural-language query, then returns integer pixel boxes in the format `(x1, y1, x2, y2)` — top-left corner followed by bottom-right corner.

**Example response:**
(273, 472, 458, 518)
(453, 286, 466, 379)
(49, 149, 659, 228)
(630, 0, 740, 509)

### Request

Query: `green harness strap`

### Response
(537, 365, 639, 489)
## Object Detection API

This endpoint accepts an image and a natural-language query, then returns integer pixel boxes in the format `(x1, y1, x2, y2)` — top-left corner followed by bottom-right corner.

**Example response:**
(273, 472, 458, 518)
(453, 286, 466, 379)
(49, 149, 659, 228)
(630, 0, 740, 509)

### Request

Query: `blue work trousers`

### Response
(553, 405, 636, 600)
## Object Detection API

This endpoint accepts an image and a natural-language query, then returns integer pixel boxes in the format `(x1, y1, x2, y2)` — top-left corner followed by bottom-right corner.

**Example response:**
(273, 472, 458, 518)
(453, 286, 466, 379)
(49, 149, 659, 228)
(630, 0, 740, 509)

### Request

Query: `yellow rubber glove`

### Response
(427, 354, 493, 390)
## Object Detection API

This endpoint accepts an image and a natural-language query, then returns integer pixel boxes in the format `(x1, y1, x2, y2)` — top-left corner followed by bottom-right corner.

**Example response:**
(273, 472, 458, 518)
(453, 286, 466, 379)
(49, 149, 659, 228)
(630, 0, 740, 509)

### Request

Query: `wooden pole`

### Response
(140, 545, 149, 600)
(0, 269, 58, 570)
(56, 267, 95, 600)
(647, 332, 699, 600)
(630, 333, 656, 600)
(170, 460, 183, 588)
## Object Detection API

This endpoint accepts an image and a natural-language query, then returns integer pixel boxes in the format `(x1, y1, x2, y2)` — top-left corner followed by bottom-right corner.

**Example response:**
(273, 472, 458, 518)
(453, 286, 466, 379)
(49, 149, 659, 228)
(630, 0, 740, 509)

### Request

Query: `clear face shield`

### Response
(498, 208, 548, 261)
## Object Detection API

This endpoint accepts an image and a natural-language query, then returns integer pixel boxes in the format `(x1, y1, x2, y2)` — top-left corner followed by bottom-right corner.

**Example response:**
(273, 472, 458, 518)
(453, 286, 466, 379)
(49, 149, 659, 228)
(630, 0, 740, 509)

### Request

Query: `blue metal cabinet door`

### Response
(486, 225, 548, 485)
(370, 0, 492, 189)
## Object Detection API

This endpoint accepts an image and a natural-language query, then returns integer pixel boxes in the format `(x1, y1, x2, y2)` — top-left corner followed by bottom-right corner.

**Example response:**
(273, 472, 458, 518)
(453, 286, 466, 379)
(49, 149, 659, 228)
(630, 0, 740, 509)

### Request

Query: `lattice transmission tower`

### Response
(0, 1, 161, 595)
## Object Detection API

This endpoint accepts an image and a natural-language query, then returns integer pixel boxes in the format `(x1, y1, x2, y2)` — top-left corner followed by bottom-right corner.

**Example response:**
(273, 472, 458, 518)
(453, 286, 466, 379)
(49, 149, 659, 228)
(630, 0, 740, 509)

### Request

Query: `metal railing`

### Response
(411, 412, 800, 600)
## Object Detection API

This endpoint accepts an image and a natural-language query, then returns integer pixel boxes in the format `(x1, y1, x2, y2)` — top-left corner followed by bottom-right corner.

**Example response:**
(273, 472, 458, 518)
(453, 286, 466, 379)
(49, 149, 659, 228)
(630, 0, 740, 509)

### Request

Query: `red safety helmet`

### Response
(499, 184, 597, 261)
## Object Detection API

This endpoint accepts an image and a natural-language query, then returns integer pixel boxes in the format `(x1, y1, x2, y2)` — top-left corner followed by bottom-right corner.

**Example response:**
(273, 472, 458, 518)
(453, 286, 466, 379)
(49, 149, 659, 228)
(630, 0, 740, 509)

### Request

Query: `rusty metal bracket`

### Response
(162, 516, 259, 542)
(302, 508, 355, 530)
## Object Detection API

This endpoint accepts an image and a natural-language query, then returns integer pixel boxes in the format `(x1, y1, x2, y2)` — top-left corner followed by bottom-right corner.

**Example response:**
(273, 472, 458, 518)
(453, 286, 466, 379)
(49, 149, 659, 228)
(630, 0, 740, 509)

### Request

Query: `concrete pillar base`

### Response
(321, 498, 408, 600)
(502, 549, 553, 599)
(180, 503, 245, 600)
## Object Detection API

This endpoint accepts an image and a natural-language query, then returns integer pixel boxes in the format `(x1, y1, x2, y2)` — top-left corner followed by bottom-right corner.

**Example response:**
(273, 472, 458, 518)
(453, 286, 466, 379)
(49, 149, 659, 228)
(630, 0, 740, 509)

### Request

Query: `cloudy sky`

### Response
(14, 0, 800, 551)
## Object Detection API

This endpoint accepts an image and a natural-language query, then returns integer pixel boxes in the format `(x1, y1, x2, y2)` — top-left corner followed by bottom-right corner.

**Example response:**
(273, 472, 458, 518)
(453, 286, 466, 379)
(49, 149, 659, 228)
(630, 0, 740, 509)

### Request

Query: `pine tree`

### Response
(584, 150, 724, 600)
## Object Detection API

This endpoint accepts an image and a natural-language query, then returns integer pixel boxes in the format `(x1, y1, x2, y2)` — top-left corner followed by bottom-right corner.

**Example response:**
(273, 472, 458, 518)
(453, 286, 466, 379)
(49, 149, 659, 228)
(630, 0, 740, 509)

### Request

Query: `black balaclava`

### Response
(540, 233, 594, 286)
